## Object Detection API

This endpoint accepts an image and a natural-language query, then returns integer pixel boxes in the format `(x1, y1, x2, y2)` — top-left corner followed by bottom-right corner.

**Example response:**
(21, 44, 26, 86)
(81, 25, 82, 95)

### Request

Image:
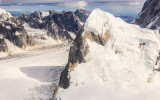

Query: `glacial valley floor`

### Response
(0, 43, 70, 100)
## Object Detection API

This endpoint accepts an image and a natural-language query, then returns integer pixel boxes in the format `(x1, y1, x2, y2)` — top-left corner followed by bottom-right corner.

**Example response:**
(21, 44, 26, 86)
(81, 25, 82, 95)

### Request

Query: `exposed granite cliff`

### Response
(0, 35, 8, 52)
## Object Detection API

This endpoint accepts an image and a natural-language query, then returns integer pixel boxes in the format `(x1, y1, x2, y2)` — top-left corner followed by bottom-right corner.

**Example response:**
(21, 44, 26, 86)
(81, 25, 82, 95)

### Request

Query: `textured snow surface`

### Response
(84, 8, 123, 34)
(24, 23, 47, 36)
(15, 31, 22, 36)
(0, 45, 69, 100)
(0, 8, 12, 21)
(56, 9, 160, 100)
(40, 11, 49, 17)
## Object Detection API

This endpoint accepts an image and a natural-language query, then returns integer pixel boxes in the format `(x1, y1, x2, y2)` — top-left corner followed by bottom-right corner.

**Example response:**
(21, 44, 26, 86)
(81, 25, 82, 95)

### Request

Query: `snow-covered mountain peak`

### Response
(0, 8, 12, 21)
(54, 8, 160, 100)
(78, 7, 85, 10)
(0, 8, 12, 17)
(84, 8, 159, 43)
(40, 11, 49, 17)
(84, 8, 123, 35)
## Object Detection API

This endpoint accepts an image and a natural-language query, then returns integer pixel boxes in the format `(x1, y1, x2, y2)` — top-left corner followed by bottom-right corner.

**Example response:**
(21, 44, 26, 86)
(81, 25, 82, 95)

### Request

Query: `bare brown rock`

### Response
(53, 28, 110, 99)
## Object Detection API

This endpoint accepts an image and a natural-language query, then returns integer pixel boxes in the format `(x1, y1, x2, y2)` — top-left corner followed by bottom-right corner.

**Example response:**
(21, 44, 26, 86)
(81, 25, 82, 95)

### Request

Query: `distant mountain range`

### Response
(115, 15, 135, 23)
(9, 11, 135, 24)
(0, 8, 90, 56)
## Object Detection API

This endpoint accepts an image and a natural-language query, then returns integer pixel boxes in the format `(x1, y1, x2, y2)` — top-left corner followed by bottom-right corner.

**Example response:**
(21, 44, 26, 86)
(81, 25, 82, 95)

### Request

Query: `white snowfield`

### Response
(40, 11, 50, 17)
(0, 44, 70, 100)
(57, 9, 160, 100)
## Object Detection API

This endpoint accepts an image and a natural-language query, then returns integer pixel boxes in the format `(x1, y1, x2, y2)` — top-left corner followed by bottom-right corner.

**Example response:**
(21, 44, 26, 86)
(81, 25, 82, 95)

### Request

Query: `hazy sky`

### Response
(0, 0, 147, 17)
(0, 0, 146, 4)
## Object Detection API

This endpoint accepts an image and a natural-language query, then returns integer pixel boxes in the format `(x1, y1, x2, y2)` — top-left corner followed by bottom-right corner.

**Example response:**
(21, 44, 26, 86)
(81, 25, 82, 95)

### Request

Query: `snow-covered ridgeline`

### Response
(55, 9, 160, 100)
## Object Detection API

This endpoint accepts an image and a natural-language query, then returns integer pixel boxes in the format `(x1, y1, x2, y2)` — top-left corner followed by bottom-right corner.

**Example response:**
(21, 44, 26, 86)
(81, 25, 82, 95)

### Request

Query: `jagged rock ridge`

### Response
(74, 8, 90, 22)
(18, 9, 90, 41)
(133, 0, 160, 30)
(0, 35, 8, 52)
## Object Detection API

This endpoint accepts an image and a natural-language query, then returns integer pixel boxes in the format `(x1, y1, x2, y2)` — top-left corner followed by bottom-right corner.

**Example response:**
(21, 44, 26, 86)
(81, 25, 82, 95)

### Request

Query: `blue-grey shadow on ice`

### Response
(20, 66, 64, 82)
(20, 66, 64, 100)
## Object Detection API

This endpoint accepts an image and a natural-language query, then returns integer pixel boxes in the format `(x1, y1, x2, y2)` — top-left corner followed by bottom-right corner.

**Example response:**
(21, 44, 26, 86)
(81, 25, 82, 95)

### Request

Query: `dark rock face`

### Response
(53, 28, 90, 99)
(18, 13, 30, 24)
(29, 11, 44, 29)
(0, 20, 33, 49)
(74, 8, 90, 23)
(44, 18, 73, 41)
(133, 0, 160, 30)
(0, 8, 34, 51)
(52, 11, 81, 34)
(0, 37, 8, 52)
(19, 11, 75, 41)
(59, 28, 89, 89)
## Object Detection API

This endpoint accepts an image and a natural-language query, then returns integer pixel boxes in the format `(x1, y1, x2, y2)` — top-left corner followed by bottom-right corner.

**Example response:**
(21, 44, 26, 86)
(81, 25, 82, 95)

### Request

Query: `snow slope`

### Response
(56, 9, 160, 100)
(0, 44, 70, 100)
(0, 8, 12, 21)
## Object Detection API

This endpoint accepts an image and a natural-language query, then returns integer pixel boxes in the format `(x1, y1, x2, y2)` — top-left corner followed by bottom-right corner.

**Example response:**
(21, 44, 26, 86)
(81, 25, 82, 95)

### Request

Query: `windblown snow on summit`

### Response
(55, 9, 160, 100)
(0, 8, 12, 21)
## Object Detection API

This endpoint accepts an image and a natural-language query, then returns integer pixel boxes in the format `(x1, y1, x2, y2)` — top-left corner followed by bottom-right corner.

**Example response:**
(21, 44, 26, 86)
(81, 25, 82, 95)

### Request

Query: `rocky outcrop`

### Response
(0, 8, 34, 50)
(133, 0, 160, 30)
(74, 8, 90, 23)
(53, 22, 110, 98)
(54, 9, 111, 98)
(0, 21, 34, 49)
(59, 28, 89, 89)
(0, 35, 8, 52)
(19, 11, 74, 41)
(58, 29, 110, 88)
(52, 11, 82, 34)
